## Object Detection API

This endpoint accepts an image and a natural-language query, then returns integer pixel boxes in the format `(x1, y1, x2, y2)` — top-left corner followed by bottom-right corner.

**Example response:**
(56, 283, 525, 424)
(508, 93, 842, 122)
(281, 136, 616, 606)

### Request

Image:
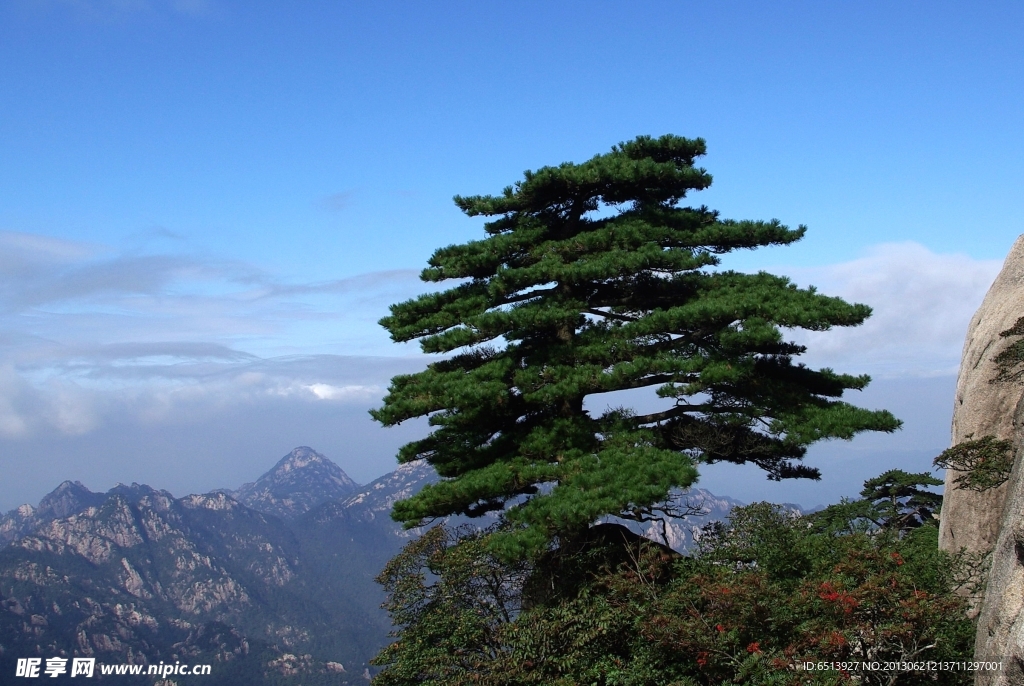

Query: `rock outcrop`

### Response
(975, 430, 1024, 684)
(940, 236, 1024, 557)
(940, 236, 1024, 684)
(0, 481, 106, 547)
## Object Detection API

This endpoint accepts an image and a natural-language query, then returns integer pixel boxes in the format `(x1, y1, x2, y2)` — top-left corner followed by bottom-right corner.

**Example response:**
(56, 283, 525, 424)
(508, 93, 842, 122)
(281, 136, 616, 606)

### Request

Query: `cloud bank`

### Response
(781, 242, 1002, 378)
(0, 231, 1006, 510)
(0, 229, 435, 509)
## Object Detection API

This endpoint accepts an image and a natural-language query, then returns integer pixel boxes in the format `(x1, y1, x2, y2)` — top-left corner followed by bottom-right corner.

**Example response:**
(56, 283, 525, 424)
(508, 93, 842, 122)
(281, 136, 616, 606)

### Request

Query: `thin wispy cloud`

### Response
(0, 229, 429, 449)
(253, 269, 421, 300)
(0, 230, 258, 309)
(320, 189, 357, 212)
(124, 226, 187, 245)
(0, 230, 99, 268)
(0, 230, 424, 354)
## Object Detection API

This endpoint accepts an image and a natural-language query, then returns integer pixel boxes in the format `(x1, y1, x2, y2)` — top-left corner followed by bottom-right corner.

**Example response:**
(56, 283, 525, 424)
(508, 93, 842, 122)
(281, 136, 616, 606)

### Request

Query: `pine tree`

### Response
(811, 469, 943, 536)
(371, 135, 900, 557)
(859, 469, 943, 533)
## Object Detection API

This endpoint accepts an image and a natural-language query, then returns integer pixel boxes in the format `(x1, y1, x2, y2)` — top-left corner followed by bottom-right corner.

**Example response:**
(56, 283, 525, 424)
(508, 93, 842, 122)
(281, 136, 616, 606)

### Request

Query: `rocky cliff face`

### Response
(939, 235, 1024, 684)
(975, 428, 1024, 685)
(940, 236, 1024, 557)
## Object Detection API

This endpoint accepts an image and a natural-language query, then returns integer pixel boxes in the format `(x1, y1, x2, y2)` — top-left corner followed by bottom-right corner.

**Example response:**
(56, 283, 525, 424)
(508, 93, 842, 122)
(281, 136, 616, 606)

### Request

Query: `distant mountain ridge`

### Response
(310, 460, 439, 529)
(0, 448, 766, 684)
(0, 480, 108, 548)
(0, 449, 399, 683)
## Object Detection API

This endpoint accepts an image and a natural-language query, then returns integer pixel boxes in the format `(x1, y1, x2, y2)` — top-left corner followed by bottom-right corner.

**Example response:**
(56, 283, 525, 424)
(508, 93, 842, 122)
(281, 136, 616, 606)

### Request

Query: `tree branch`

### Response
(632, 406, 690, 425)
(584, 307, 638, 322)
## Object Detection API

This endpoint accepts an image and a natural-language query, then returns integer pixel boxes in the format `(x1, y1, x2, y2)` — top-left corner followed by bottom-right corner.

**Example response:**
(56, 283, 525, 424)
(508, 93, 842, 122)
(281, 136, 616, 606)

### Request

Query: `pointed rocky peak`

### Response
(234, 447, 359, 520)
(107, 482, 172, 503)
(36, 481, 102, 519)
(1, 481, 106, 547)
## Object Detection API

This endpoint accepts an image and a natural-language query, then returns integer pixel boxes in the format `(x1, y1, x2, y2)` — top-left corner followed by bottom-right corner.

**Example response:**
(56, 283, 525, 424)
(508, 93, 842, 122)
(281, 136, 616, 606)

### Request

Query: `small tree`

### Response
(934, 434, 1014, 492)
(371, 135, 899, 557)
(811, 469, 943, 537)
(859, 469, 943, 533)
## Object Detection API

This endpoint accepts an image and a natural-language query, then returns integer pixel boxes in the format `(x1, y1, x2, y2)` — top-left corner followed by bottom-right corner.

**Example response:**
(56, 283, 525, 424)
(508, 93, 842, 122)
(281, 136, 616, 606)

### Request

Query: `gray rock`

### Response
(974, 419, 1024, 684)
(942, 235, 1024, 684)
(940, 235, 1024, 557)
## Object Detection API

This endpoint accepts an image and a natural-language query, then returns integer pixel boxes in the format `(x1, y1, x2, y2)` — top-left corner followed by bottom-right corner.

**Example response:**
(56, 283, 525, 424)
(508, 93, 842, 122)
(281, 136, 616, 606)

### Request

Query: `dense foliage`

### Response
(371, 135, 899, 557)
(372, 476, 974, 686)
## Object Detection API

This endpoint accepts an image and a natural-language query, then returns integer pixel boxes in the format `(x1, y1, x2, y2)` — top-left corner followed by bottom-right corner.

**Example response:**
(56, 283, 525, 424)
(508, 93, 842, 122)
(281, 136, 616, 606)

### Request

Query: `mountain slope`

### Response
(0, 486, 378, 684)
(308, 460, 438, 529)
(0, 450, 410, 684)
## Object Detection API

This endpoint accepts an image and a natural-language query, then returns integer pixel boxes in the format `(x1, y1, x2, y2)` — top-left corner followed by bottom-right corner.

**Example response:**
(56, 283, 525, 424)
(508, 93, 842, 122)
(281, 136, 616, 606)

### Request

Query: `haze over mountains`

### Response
(0, 447, 747, 684)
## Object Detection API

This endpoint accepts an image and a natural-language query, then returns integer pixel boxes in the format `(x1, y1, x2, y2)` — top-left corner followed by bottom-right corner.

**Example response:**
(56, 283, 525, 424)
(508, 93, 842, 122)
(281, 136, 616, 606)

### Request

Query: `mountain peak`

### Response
(37, 481, 99, 519)
(0, 480, 105, 547)
(234, 447, 359, 520)
(271, 446, 333, 472)
(107, 482, 173, 504)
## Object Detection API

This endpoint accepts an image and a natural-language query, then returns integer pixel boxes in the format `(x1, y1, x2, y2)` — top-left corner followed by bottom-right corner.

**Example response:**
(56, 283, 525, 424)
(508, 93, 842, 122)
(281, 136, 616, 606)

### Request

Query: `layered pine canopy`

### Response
(371, 135, 899, 556)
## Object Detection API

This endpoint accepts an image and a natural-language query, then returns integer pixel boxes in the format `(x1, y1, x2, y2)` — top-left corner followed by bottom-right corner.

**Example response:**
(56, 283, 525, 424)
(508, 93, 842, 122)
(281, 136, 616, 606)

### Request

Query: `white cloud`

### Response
(306, 383, 380, 401)
(0, 228, 431, 445)
(41, 379, 99, 435)
(782, 242, 1002, 378)
(0, 235, 1001, 441)
(0, 366, 31, 437)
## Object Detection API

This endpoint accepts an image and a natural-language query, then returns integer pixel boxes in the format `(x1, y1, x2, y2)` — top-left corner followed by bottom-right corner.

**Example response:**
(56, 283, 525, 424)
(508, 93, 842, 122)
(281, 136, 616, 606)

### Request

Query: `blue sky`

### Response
(0, 1, 1022, 511)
